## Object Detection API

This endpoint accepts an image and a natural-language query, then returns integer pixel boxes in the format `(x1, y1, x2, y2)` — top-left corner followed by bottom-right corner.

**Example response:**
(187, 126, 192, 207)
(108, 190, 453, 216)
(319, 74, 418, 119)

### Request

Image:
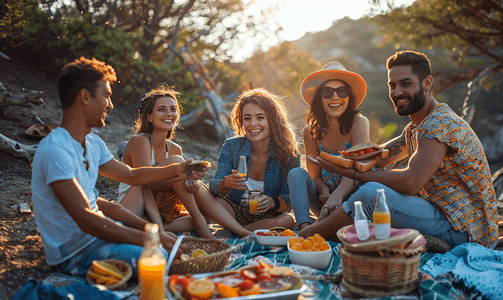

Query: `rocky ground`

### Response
(0, 58, 222, 299)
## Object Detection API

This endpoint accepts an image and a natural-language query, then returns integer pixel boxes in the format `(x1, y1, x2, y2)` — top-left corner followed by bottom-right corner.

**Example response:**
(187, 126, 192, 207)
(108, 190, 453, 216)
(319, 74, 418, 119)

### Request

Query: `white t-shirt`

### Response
(31, 128, 114, 265)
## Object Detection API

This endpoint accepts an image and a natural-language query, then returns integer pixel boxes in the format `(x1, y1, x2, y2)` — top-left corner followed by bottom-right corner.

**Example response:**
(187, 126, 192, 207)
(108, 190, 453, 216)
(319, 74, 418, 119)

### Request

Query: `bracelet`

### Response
(218, 178, 230, 195)
(272, 197, 280, 212)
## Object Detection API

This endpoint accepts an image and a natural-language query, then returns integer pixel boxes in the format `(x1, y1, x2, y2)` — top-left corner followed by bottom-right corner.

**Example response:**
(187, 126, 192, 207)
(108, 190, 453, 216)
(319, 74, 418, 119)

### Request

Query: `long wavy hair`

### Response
(132, 85, 181, 140)
(306, 80, 359, 141)
(231, 88, 299, 177)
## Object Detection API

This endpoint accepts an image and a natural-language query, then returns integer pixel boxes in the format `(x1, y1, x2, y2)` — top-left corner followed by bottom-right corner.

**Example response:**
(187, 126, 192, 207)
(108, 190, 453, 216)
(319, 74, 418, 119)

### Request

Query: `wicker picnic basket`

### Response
(168, 237, 232, 275)
(336, 225, 425, 298)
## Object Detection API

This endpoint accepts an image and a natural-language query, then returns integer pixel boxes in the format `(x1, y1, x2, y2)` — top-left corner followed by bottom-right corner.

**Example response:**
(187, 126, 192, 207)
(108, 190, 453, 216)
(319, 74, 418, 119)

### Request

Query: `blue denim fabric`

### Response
(58, 238, 168, 277)
(209, 137, 300, 210)
(288, 167, 323, 226)
(342, 182, 469, 248)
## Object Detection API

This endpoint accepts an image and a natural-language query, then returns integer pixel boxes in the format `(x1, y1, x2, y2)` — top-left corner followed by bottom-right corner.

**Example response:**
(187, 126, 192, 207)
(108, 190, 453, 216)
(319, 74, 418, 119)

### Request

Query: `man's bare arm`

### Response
(51, 179, 148, 246)
(51, 179, 184, 253)
(98, 158, 209, 187)
(375, 133, 409, 169)
(309, 137, 447, 195)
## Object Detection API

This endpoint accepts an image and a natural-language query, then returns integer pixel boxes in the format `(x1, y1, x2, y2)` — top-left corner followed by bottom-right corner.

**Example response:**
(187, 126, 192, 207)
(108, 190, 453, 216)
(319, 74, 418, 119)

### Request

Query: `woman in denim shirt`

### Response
(193, 88, 300, 236)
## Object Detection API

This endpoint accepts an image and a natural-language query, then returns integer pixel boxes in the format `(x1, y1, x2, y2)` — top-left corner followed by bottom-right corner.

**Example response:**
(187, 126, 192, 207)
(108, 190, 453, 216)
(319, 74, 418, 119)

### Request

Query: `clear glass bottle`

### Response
(373, 189, 391, 239)
(139, 223, 166, 300)
(237, 156, 247, 177)
(354, 201, 370, 241)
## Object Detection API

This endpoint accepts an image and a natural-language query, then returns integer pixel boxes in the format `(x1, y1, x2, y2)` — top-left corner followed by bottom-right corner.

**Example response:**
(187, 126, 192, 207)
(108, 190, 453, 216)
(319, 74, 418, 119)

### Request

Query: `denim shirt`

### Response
(209, 137, 300, 212)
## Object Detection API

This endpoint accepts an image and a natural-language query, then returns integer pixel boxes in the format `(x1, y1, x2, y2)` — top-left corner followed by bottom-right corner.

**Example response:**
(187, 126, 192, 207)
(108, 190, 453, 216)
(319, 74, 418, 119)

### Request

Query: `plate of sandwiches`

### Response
(319, 143, 389, 172)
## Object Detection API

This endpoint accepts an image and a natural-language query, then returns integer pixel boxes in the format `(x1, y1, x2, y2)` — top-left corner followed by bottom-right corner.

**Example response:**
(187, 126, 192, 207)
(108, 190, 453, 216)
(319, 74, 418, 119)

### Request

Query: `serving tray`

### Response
(345, 149, 389, 160)
(252, 230, 298, 247)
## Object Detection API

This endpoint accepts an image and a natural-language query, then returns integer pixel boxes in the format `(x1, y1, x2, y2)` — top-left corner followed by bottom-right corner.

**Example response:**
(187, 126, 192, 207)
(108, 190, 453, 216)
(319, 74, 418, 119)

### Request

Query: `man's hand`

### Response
(160, 232, 188, 257)
(307, 155, 351, 177)
(318, 186, 330, 203)
(177, 159, 210, 180)
(319, 193, 343, 221)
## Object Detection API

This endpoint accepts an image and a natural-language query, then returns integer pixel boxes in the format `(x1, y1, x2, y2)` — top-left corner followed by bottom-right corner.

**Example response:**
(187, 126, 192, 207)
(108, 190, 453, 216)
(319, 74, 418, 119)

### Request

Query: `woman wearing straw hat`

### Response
(288, 62, 370, 230)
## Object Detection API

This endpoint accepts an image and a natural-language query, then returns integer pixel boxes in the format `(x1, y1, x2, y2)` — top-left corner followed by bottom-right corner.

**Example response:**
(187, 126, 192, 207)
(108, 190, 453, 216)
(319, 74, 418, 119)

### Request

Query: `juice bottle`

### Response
(373, 189, 391, 239)
(139, 223, 166, 300)
(354, 201, 370, 241)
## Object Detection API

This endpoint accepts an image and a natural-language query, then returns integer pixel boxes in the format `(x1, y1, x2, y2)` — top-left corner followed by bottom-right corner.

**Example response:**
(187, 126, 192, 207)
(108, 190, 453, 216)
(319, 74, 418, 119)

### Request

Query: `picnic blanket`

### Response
(421, 243, 503, 300)
(224, 238, 461, 300)
(15, 239, 488, 300)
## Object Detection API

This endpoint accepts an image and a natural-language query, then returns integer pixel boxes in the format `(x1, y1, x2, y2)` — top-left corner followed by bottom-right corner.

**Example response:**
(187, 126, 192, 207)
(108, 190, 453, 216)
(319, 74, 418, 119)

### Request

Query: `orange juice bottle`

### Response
(139, 223, 166, 300)
(373, 189, 391, 239)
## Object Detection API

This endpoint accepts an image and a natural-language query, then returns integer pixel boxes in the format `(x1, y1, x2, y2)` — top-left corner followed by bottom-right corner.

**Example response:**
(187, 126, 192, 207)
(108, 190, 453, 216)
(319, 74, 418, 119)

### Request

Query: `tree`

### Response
(369, 0, 503, 92)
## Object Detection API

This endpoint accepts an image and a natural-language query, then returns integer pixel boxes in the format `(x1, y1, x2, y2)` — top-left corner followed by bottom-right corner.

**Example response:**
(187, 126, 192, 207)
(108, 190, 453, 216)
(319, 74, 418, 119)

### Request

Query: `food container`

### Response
(86, 259, 132, 291)
(287, 243, 332, 270)
(253, 230, 298, 247)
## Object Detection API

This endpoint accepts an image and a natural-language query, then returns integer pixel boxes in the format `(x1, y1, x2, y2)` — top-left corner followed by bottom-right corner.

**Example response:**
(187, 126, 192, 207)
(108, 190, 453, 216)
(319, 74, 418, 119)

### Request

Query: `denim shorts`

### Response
(343, 182, 469, 248)
(59, 239, 168, 277)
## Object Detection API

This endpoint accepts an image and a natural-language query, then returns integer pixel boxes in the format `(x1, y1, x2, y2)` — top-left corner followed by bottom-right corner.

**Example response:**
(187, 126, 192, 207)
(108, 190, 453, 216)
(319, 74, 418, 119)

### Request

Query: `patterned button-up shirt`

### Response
(405, 103, 498, 248)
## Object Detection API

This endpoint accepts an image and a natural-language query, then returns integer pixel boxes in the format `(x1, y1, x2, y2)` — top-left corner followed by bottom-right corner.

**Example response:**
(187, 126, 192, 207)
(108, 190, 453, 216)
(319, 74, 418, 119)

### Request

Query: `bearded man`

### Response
(300, 50, 498, 249)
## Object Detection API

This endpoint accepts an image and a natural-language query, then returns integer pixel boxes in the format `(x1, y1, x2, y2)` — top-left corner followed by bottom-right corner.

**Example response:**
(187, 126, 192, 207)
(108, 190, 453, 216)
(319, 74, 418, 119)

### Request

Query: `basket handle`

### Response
(166, 235, 186, 274)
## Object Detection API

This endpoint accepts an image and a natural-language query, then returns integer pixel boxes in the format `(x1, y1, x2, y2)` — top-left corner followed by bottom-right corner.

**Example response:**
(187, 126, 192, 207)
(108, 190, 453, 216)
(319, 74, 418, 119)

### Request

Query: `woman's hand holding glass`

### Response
(256, 195, 274, 213)
(222, 170, 248, 191)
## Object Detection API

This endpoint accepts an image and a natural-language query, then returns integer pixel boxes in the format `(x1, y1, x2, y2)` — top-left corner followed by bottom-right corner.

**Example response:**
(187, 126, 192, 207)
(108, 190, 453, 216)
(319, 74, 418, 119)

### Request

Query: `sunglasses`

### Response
(320, 86, 350, 99)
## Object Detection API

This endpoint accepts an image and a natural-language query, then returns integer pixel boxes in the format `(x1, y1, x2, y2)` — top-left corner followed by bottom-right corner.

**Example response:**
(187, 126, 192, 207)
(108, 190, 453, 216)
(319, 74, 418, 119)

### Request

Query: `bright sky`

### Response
(234, 0, 414, 61)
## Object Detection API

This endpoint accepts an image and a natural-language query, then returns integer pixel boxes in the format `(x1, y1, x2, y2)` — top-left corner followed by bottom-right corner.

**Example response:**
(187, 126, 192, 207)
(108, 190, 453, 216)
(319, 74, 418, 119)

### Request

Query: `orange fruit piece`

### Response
(104, 278, 120, 286)
(268, 266, 294, 276)
(301, 240, 312, 250)
(281, 229, 295, 236)
(94, 274, 117, 285)
(91, 260, 125, 280)
(87, 270, 101, 280)
(239, 284, 260, 296)
(320, 242, 330, 251)
(216, 283, 239, 298)
(187, 279, 215, 299)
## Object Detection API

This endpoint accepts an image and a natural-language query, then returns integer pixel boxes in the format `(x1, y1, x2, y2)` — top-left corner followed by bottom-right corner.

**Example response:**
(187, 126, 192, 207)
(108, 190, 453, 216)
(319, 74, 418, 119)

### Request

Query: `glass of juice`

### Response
(248, 191, 262, 214)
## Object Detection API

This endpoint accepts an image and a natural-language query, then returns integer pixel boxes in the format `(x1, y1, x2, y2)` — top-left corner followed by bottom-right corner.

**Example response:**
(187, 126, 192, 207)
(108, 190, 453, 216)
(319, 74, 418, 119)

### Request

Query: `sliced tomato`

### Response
(256, 231, 265, 236)
(365, 148, 375, 154)
(241, 269, 257, 281)
(358, 149, 365, 156)
(258, 258, 272, 272)
(168, 275, 180, 286)
(256, 272, 272, 282)
(238, 279, 254, 290)
(341, 151, 349, 157)
(179, 275, 195, 290)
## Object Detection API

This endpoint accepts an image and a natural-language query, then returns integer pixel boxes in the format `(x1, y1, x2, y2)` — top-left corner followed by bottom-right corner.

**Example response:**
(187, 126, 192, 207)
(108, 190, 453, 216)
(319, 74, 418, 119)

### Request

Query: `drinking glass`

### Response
(237, 156, 247, 177)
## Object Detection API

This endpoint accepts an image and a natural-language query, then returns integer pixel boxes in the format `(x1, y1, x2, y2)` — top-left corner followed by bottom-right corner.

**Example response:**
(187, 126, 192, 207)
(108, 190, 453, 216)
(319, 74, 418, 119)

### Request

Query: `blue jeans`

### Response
(59, 238, 169, 276)
(342, 182, 469, 248)
(288, 167, 324, 226)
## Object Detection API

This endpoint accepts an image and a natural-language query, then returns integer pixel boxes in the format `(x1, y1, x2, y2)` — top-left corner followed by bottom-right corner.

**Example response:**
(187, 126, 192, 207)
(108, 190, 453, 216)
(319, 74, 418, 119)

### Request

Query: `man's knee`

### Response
(347, 182, 384, 206)
(158, 155, 184, 166)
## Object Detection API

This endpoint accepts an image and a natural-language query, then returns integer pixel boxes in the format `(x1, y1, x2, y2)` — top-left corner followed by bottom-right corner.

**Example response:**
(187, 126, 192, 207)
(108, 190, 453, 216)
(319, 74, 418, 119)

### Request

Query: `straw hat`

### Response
(300, 62, 367, 108)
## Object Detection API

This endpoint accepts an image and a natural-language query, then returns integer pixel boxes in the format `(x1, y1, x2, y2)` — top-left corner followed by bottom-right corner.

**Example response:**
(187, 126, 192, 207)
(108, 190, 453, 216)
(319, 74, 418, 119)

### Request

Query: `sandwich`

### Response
(319, 142, 389, 172)
(340, 142, 379, 158)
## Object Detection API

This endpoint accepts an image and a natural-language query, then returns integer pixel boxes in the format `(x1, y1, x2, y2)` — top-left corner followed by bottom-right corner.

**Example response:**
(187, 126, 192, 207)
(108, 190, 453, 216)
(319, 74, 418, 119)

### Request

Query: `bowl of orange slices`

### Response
(86, 260, 132, 290)
(288, 234, 332, 270)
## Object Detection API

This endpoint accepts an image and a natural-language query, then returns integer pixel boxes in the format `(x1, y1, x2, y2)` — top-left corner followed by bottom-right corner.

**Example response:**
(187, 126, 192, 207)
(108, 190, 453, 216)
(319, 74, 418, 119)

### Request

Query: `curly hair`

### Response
(230, 88, 299, 177)
(306, 80, 359, 141)
(57, 56, 117, 111)
(132, 85, 181, 140)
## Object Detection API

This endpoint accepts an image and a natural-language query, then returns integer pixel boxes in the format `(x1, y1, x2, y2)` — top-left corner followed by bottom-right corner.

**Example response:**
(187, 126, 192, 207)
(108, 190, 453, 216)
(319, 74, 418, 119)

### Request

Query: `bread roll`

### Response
(354, 156, 377, 172)
(319, 151, 354, 168)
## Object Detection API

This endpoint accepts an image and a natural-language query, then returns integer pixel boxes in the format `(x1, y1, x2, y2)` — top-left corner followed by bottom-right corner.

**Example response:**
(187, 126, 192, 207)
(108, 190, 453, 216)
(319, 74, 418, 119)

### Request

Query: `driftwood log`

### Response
(0, 82, 45, 113)
(0, 133, 37, 160)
